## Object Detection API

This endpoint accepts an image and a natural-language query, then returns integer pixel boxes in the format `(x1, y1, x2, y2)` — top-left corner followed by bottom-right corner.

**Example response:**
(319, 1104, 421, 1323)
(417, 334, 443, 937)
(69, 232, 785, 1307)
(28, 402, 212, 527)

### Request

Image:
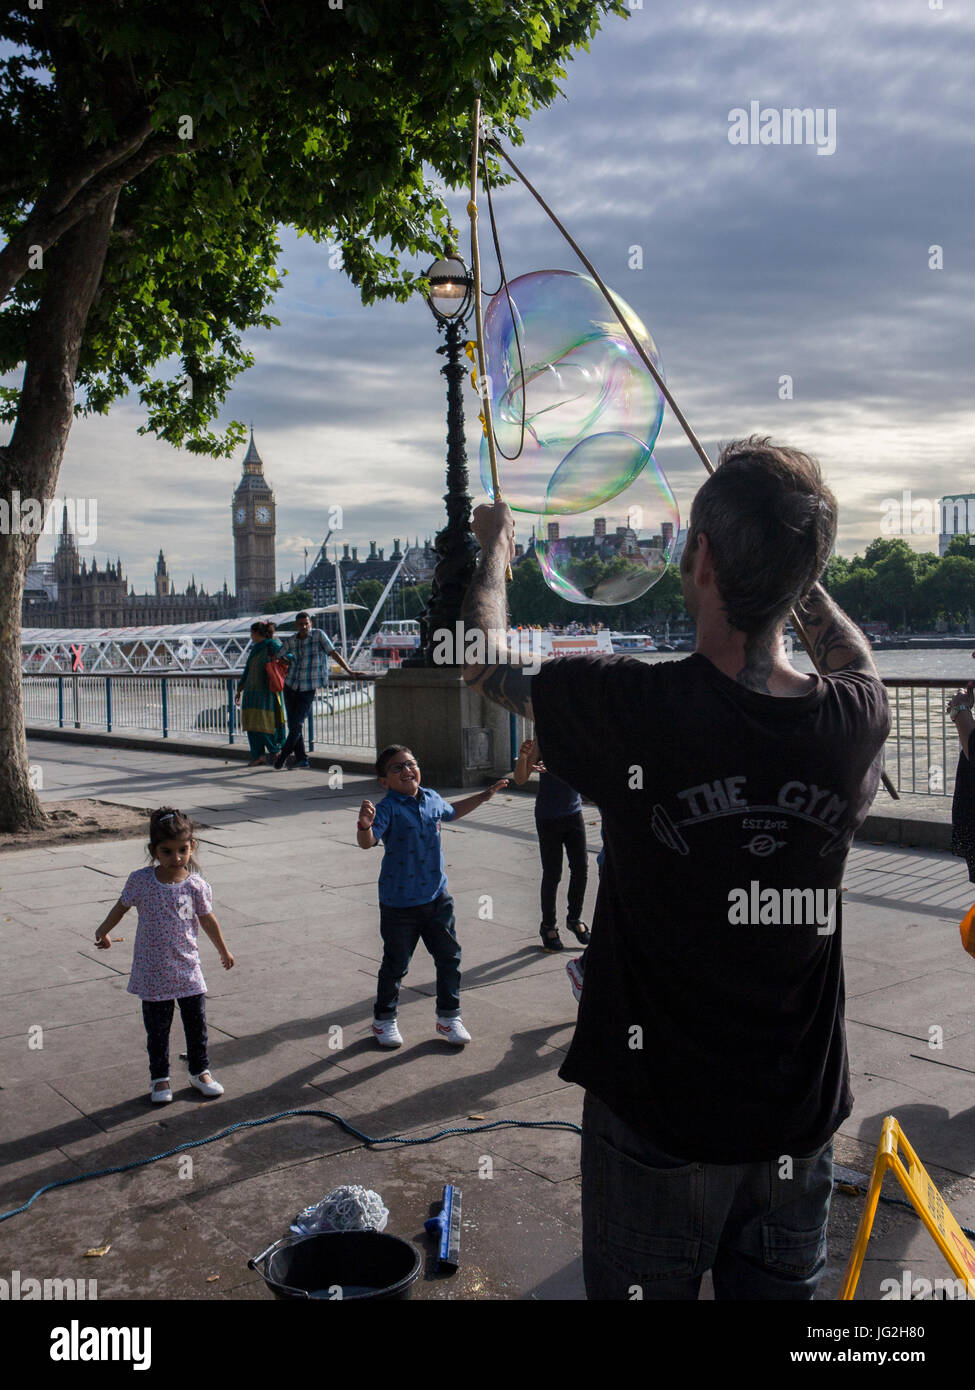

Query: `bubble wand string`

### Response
(482, 133, 897, 801)
(468, 101, 512, 582)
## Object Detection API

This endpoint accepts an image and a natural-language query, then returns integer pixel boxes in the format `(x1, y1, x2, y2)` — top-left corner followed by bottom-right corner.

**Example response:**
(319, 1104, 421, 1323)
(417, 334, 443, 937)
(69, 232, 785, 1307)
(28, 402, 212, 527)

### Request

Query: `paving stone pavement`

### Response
(3, 739, 975, 1314)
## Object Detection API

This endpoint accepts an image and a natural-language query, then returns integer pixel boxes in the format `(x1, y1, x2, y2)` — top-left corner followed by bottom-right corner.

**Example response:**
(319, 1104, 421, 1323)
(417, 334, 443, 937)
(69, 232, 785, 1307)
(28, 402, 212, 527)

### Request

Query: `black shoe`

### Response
(567, 920, 591, 945)
(539, 923, 564, 952)
(272, 753, 287, 770)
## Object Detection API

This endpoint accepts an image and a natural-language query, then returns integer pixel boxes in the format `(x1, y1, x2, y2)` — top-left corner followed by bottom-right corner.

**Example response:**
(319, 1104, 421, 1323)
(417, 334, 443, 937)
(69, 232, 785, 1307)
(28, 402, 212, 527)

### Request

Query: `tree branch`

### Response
(0, 127, 203, 306)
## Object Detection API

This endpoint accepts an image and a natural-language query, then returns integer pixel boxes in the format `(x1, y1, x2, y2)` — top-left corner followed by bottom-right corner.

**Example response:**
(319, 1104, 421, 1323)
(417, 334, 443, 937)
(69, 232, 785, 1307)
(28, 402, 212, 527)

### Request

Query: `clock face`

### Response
(236, 507, 246, 524)
(256, 505, 271, 524)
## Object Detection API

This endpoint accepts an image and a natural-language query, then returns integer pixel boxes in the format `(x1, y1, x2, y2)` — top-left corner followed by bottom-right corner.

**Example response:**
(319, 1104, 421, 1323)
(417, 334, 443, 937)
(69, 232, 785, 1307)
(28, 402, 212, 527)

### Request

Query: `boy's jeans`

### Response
(374, 894, 461, 1020)
(581, 1092, 833, 1300)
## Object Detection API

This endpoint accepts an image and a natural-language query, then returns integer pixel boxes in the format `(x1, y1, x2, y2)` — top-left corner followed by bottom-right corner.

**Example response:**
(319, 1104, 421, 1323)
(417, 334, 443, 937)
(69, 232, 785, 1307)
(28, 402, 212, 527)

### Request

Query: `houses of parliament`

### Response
(22, 429, 437, 630)
(22, 430, 276, 629)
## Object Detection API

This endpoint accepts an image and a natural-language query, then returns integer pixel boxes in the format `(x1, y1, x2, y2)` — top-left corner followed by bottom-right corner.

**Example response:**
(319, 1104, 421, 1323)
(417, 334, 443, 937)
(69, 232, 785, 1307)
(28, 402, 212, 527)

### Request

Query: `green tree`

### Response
(868, 540, 918, 630)
(822, 554, 850, 593)
(920, 556, 975, 629)
(264, 586, 314, 613)
(0, 0, 627, 829)
(832, 566, 875, 623)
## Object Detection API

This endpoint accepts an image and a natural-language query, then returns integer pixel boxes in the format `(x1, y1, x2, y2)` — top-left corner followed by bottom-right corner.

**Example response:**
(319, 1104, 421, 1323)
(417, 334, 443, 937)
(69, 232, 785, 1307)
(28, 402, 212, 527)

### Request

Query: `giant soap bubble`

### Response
(479, 270, 665, 515)
(534, 460, 680, 606)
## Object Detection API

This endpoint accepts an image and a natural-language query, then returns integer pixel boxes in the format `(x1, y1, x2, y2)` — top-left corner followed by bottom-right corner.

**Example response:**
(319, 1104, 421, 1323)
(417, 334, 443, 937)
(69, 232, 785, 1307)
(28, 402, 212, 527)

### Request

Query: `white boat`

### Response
(370, 619, 421, 666)
(609, 632, 658, 654)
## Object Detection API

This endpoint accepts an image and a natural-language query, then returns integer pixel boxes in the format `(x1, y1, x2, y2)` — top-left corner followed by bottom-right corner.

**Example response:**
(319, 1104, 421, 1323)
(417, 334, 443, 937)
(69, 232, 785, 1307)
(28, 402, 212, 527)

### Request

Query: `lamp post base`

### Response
(374, 666, 515, 788)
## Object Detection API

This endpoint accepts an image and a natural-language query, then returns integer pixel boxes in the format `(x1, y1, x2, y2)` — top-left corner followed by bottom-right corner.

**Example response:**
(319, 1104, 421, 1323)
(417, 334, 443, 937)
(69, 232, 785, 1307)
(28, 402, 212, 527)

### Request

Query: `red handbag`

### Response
(266, 658, 287, 693)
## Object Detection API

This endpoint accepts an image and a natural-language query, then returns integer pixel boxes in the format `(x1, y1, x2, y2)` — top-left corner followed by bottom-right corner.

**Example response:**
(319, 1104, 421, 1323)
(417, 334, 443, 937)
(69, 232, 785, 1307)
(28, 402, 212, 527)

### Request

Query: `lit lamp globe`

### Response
(424, 255, 474, 325)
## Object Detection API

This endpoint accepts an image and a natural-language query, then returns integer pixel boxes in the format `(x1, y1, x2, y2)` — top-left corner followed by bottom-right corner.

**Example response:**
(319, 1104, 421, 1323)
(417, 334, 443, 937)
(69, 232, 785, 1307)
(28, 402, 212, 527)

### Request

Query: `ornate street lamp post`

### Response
(407, 253, 479, 666)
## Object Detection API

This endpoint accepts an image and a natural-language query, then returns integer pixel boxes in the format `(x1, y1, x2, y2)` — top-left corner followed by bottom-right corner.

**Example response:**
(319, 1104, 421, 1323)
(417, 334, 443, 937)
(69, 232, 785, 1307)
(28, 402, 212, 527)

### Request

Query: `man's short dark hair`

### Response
(376, 744, 412, 779)
(295, 611, 310, 622)
(686, 437, 836, 635)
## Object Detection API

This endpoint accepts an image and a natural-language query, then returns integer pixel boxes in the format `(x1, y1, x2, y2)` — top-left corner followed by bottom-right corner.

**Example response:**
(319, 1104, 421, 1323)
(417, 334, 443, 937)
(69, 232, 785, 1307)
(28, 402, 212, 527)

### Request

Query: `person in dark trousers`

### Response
(513, 736, 590, 952)
(461, 437, 890, 1301)
(275, 611, 364, 769)
(357, 744, 508, 1049)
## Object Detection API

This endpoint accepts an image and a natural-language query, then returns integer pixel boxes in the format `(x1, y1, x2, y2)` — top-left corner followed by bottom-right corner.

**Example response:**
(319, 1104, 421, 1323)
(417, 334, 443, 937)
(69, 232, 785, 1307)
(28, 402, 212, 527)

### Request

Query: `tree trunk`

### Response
(0, 191, 119, 832)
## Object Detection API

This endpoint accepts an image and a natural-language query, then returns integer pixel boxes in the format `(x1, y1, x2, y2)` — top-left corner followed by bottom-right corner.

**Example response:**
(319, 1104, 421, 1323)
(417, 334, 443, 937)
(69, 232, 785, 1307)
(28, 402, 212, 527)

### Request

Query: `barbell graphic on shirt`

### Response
(650, 804, 850, 858)
(651, 804, 690, 856)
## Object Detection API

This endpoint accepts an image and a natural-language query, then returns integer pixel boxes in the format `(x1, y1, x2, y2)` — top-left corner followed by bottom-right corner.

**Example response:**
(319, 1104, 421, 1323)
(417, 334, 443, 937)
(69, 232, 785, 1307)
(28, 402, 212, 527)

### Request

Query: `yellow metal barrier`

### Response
(839, 1115, 975, 1299)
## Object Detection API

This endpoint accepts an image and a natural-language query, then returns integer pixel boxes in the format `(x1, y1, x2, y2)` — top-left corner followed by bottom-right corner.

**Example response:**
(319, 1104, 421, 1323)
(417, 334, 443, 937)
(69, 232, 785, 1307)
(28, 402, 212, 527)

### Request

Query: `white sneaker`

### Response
(436, 1016, 471, 1046)
(372, 1018, 403, 1049)
(150, 1078, 173, 1104)
(189, 1071, 224, 1097)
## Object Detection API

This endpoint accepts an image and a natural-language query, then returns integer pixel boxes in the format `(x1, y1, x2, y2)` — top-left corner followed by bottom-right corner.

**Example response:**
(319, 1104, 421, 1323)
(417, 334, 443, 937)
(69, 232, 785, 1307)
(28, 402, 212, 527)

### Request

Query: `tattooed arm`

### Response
(798, 583, 878, 675)
(461, 502, 534, 719)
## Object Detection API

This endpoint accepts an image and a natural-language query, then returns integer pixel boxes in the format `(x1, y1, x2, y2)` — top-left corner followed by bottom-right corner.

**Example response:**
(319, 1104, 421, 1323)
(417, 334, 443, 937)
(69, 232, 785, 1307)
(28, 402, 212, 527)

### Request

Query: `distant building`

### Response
(21, 428, 281, 627)
(939, 494, 975, 556)
(529, 518, 671, 566)
(232, 429, 277, 609)
(22, 507, 235, 628)
(303, 535, 437, 609)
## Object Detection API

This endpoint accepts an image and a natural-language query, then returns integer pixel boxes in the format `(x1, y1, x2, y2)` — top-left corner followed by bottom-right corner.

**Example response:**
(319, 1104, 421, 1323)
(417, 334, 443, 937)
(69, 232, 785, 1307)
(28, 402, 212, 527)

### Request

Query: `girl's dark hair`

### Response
(250, 620, 275, 640)
(148, 807, 201, 871)
(376, 744, 413, 779)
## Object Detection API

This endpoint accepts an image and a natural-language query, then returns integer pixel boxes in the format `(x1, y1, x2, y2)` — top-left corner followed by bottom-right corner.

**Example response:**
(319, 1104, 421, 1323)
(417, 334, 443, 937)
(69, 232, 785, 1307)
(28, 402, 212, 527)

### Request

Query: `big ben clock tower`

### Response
(232, 427, 276, 614)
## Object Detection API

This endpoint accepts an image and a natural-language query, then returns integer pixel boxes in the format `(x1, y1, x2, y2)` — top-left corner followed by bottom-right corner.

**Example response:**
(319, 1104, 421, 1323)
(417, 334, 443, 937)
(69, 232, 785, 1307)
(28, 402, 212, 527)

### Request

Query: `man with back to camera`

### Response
(461, 437, 890, 1300)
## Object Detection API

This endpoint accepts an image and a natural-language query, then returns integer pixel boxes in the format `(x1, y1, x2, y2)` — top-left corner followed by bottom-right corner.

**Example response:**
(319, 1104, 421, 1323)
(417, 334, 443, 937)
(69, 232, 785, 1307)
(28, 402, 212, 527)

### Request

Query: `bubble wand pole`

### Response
(468, 102, 512, 582)
(485, 136, 714, 478)
(483, 134, 897, 800)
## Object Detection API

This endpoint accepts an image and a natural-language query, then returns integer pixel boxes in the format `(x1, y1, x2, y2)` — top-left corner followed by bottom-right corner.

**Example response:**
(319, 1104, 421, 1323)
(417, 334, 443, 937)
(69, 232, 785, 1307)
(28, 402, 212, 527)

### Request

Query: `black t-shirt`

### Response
(531, 653, 891, 1162)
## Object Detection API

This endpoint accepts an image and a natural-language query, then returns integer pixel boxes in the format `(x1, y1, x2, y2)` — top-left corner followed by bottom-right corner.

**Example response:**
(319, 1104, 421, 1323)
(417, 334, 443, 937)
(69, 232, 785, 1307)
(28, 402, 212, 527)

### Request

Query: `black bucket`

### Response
(249, 1232, 422, 1301)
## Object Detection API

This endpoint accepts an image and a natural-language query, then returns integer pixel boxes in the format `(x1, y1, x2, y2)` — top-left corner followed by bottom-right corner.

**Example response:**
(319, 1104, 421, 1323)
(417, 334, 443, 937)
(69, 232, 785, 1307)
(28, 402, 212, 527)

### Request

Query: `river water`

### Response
(635, 648, 975, 684)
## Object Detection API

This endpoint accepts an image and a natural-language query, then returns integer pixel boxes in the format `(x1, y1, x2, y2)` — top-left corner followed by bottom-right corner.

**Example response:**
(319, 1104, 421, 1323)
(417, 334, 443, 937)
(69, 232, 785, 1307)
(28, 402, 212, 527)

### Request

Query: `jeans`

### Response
(279, 686, 316, 763)
(142, 994, 209, 1080)
(374, 894, 461, 1020)
(537, 811, 588, 925)
(581, 1092, 833, 1300)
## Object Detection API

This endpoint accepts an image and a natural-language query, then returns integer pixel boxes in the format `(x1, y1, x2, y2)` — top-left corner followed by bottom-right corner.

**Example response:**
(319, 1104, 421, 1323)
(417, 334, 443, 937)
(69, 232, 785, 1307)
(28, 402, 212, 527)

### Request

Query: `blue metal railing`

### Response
(23, 673, 376, 753)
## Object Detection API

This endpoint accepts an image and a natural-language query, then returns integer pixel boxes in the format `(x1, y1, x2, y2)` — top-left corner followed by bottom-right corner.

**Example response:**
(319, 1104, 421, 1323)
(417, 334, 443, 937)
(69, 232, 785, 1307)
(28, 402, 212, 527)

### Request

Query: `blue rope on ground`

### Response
(0, 1107, 583, 1224)
(5, 1107, 972, 1241)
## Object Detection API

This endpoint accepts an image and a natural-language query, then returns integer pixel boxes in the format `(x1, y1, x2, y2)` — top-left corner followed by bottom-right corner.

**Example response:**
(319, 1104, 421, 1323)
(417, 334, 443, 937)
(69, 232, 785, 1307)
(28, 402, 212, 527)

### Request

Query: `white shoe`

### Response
(150, 1078, 173, 1103)
(372, 1018, 403, 1049)
(436, 1016, 471, 1046)
(189, 1071, 224, 1097)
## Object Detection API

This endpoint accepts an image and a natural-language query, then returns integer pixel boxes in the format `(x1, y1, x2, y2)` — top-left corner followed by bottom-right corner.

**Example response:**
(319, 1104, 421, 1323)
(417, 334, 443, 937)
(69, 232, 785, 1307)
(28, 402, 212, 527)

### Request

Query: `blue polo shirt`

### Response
(370, 785, 457, 907)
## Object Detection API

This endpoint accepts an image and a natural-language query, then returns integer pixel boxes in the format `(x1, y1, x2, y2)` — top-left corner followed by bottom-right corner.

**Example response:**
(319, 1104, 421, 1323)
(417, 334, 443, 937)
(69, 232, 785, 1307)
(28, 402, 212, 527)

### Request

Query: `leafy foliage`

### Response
(1, 0, 628, 455)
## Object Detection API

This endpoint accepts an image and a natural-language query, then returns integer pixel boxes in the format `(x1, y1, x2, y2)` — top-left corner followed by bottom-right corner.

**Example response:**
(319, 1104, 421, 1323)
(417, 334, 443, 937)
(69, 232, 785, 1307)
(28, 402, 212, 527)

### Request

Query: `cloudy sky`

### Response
(12, 0, 975, 595)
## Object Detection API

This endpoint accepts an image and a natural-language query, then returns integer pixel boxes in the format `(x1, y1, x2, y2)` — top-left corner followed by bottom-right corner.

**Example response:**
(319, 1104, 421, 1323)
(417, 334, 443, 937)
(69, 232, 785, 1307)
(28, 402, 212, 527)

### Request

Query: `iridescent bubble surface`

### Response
(479, 270, 665, 515)
(534, 459, 680, 605)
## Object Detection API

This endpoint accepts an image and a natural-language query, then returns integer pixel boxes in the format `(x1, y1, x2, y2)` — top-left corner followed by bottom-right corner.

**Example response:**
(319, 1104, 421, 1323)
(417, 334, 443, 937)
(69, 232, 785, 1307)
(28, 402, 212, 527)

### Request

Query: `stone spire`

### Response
(243, 425, 264, 474)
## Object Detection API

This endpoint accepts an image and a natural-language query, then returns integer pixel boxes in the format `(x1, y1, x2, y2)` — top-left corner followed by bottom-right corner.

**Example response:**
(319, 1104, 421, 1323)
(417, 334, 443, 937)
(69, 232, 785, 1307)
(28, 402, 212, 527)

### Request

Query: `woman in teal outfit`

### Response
(234, 621, 287, 765)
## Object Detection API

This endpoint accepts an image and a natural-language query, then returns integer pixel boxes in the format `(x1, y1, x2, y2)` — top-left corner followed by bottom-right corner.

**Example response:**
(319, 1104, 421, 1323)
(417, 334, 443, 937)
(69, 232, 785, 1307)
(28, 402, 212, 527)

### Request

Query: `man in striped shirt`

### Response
(274, 611, 364, 769)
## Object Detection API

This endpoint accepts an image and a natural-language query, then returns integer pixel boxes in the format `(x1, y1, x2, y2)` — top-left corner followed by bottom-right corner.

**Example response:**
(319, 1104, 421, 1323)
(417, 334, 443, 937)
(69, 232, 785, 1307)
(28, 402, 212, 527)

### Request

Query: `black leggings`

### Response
(142, 994, 208, 1080)
(537, 812, 588, 926)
